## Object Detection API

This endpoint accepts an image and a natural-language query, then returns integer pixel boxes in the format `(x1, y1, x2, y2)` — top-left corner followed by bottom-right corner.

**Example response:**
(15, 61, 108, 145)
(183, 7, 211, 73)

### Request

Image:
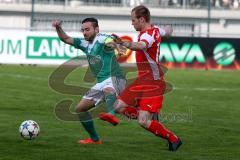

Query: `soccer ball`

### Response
(19, 120, 40, 140)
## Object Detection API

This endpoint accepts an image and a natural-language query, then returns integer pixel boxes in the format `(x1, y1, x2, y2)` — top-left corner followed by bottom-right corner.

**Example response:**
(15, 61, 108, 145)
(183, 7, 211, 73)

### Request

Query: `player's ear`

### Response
(95, 26, 99, 33)
(139, 17, 145, 23)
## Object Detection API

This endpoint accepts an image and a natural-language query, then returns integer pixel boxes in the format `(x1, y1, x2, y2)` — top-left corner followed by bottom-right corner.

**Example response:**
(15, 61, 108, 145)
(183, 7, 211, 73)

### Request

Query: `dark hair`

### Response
(132, 5, 150, 23)
(82, 17, 99, 28)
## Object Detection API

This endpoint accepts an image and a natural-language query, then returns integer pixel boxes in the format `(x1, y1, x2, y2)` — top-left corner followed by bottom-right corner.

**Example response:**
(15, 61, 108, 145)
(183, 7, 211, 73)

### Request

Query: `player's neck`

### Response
(88, 39, 94, 43)
(140, 23, 151, 32)
(88, 34, 97, 44)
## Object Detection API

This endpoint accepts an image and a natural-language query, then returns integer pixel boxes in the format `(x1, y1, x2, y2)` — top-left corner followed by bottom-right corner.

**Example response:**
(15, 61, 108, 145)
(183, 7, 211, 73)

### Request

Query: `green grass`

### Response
(0, 65, 240, 160)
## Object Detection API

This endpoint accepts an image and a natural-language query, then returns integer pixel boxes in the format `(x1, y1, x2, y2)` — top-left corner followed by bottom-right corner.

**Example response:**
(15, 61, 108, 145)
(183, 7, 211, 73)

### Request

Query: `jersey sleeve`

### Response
(96, 33, 113, 44)
(104, 36, 114, 44)
(97, 34, 115, 52)
(139, 33, 155, 48)
(153, 26, 166, 37)
(73, 38, 88, 52)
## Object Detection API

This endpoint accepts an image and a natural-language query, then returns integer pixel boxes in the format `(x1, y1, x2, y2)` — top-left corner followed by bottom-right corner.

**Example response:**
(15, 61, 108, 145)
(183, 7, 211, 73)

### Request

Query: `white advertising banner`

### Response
(0, 30, 137, 65)
(0, 30, 88, 65)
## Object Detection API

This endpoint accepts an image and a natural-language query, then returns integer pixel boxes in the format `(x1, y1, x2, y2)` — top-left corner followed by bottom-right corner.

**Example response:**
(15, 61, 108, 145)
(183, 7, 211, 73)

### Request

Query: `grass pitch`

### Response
(0, 65, 239, 160)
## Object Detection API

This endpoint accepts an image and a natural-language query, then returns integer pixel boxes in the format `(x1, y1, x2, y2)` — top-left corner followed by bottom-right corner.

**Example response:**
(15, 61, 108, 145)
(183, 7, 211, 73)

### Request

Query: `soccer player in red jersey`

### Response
(104, 5, 182, 151)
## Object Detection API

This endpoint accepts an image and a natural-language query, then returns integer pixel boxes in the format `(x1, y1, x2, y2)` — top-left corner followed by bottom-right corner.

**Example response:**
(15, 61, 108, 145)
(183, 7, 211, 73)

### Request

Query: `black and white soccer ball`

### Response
(19, 120, 40, 140)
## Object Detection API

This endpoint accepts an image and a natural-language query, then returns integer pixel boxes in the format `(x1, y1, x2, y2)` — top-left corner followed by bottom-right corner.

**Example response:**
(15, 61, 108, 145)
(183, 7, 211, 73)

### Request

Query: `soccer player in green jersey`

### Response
(52, 18, 126, 144)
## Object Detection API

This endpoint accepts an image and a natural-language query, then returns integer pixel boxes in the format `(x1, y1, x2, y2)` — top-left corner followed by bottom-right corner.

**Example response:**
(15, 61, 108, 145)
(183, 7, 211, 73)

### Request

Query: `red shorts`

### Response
(119, 79, 166, 113)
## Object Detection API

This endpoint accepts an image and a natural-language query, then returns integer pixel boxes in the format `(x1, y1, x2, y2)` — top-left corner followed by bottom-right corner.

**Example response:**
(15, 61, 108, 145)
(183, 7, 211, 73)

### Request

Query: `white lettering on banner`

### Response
(29, 39, 40, 56)
(52, 40, 64, 57)
(29, 39, 53, 57)
(38, 39, 51, 57)
(27, 38, 82, 58)
(65, 44, 78, 57)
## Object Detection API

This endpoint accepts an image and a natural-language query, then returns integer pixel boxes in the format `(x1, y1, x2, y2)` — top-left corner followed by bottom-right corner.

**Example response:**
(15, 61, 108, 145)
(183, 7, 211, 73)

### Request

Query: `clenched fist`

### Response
(52, 20, 62, 28)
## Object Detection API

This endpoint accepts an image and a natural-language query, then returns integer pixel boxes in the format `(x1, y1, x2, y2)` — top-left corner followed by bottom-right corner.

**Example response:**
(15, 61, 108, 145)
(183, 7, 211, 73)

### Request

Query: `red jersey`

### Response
(119, 26, 167, 113)
(136, 26, 162, 80)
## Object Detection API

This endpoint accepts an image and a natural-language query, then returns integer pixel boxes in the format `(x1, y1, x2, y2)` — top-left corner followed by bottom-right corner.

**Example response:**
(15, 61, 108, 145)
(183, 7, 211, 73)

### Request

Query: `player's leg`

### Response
(103, 87, 117, 115)
(99, 98, 131, 125)
(76, 82, 107, 144)
(114, 98, 129, 114)
(114, 79, 139, 115)
(122, 106, 139, 119)
(138, 109, 177, 140)
(138, 96, 182, 151)
(105, 77, 127, 114)
(99, 78, 143, 124)
(99, 77, 126, 125)
(76, 98, 102, 144)
(99, 87, 119, 125)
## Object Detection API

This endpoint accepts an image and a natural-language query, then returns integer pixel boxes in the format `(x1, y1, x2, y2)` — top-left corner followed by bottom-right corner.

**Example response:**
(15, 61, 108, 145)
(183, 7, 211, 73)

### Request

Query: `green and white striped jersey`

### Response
(73, 33, 124, 82)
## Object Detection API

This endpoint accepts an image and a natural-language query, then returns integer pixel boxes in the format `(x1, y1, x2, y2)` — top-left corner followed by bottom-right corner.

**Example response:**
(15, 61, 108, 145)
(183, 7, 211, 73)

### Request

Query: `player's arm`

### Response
(159, 25, 173, 37)
(52, 20, 74, 45)
(122, 41, 147, 51)
(112, 34, 147, 51)
(104, 37, 117, 50)
(105, 42, 127, 57)
(104, 37, 127, 56)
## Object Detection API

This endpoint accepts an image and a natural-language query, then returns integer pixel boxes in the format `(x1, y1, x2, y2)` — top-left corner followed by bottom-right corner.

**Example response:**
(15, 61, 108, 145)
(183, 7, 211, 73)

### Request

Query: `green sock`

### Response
(79, 112, 99, 141)
(104, 93, 117, 115)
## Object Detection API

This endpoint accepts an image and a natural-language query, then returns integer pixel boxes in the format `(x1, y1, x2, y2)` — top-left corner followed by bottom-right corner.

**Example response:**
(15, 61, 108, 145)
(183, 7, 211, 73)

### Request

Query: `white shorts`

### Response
(83, 77, 126, 105)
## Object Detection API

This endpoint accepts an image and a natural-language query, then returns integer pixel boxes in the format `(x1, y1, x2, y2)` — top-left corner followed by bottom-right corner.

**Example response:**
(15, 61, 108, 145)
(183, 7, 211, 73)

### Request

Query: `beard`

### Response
(85, 33, 96, 42)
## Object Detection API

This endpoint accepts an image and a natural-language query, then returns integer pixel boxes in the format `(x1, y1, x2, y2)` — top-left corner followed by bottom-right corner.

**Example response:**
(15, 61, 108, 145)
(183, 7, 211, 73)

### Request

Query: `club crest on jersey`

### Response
(88, 55, 102, 65)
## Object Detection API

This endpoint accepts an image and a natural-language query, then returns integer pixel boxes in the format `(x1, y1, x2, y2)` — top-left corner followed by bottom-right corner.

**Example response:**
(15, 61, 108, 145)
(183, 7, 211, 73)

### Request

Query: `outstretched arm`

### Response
(112, 34, 147, 51)
(104, 38, 127, 56)
(52, 20, 74, 45)
(112, 25, 173, 51)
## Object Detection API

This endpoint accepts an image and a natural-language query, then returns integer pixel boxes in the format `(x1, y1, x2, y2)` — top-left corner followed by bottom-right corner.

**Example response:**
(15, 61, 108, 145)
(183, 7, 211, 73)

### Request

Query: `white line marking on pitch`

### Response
(174, 87, 240, 91)
(1, 73, 240, 91)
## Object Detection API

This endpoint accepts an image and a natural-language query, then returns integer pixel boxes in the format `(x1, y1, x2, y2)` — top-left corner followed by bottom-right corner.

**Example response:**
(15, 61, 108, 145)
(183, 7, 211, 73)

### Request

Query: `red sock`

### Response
(123, 106, 138, 119)
(148, 120, 178, 143)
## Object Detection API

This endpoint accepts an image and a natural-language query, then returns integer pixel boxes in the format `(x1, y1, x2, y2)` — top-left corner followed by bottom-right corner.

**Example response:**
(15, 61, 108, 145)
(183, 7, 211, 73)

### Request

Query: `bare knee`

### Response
(114, 99, 127, 114)
(75, 99, 95, 113)
(138, 111, 151, 128)
(76, 105, 87, 113)
(138, 117, 149, 128)
(76, 107, 86, 113)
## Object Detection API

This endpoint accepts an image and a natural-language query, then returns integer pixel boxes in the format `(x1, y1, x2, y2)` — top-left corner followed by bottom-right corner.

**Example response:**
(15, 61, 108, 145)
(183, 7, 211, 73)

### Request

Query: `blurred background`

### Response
(0, 0, 240, 69)
(1, 0, 240, 36)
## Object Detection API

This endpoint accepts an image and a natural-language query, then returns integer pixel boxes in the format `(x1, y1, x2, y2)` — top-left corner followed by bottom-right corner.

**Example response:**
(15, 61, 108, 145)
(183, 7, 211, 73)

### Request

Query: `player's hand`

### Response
(111, 34, 123, 44)
(164, 25, 173, 37)
(52, 20, 62, 28)
(116, 44, 127, 57)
